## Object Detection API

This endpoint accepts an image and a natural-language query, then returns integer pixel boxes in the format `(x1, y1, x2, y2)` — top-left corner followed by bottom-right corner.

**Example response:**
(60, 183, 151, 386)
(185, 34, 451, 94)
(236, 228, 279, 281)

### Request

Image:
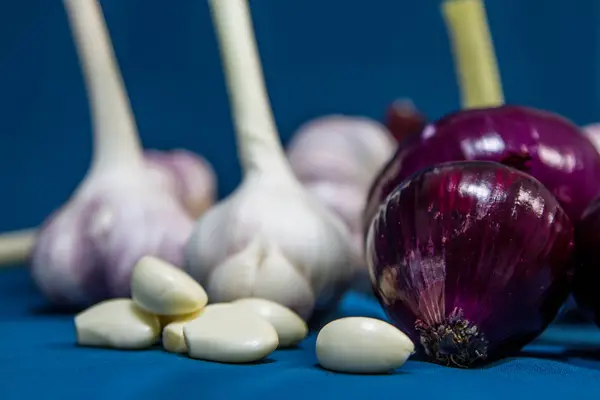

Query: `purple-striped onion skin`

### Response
(364, 106, 600, 236)
(573, 198, 600, 326)
(366, 161, 574, 368)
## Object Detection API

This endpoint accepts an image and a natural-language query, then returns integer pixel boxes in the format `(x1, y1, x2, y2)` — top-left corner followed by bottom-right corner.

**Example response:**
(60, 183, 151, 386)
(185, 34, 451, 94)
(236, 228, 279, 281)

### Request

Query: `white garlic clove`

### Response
(183, 305, 279, 363)
(316, 317, 414, 374)
(75, 298, 160, 349)
(161, 311, 203, 354)
(204, 237, 316, 320)
(131, 255, 208, 316)
(232, 297, 308, 347)
(204, 237, 262, 302)
(159, 309, 203, 328)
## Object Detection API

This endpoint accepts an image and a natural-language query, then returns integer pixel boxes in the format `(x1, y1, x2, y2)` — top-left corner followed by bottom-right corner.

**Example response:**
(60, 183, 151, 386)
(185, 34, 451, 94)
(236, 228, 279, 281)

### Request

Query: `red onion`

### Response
(366, 161, 575, 368)
(364, 0, 600, 231)
(364, 106, 600, 230)
(573, 198, 600, 326)
(384, 100, 427, 143)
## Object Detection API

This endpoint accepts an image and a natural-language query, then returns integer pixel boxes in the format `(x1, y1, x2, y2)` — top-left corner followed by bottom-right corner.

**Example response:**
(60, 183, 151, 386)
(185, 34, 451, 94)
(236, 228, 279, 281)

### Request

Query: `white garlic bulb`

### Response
(30, 0, 194, 307)
(185, 0, 358, 320)
(287, 116, 396, 262)
(144, 149, 217, 219)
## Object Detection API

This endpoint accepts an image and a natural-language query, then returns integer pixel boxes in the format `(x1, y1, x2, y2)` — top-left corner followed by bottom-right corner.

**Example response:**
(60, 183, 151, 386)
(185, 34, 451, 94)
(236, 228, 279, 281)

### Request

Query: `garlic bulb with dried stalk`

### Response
(30, 0, 193, 307)
(185, 0, 358, 320)
(287, 116, 395, 262)
(0, 150, 215, 269)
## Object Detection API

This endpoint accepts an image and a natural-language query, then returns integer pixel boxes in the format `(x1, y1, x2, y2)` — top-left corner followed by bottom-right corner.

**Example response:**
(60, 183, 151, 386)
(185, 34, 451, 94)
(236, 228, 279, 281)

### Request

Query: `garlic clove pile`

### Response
(232, 297, 308, 347)
(162, 311, 203, 354)
(30, 0, 194, 307)
(316, 317, 414, 374)
(183, 305, 279, 363)
(185, 0, 359, 321)
(75, 298, 161, 349)
(131, 256, 208, 316)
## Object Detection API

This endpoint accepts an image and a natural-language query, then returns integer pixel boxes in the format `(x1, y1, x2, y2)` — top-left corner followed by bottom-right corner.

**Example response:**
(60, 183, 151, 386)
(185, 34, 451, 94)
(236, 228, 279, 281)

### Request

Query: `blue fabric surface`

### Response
(2, 266, 600, 400)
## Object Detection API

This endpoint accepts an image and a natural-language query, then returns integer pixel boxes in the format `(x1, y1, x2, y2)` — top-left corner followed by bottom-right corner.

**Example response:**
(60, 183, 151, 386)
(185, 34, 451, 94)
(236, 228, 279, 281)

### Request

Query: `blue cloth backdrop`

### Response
(1, 1, 600, 398)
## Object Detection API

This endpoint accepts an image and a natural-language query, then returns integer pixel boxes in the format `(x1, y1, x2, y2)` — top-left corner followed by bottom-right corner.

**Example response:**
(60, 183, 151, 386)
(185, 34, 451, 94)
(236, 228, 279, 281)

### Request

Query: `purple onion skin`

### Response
(366, 161, 574, 368)
(364, 106, 600, 235)
(573, 198, 600, 326)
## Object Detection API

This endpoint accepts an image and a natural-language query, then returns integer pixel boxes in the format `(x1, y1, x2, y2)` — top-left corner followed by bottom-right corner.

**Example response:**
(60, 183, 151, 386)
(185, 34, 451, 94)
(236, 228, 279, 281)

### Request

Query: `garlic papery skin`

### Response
(583, 124, 600, 155)
(185, 0, 358, 320)
(287, 116, 396, 262)
(144, 149, 217, 218)
(0, 148, 214, 267)
(30, 0, 193, 307)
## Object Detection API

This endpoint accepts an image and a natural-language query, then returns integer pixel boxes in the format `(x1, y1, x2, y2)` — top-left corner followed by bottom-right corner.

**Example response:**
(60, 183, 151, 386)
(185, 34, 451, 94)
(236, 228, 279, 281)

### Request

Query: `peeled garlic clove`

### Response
(159, 309, 202, 327)
(161, 304, 229, 352)
(131, 255, 207, 315)
(316, 317, 414, 374)
(162, 311, 202, 354)
(75, 298, 160, 349)
(144, 149, 216, 218)
(233, 297, 308, 347)
(183, 305, 278, 363)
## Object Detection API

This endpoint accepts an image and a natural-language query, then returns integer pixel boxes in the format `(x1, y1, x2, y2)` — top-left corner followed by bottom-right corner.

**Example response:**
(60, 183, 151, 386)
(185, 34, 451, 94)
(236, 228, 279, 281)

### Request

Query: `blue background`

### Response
(0, 0, 597, 231)
(2, 2, 600, 397)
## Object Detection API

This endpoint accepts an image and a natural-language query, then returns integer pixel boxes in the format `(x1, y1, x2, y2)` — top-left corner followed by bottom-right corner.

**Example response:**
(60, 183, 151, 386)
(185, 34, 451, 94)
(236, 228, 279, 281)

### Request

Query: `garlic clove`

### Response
(161, 311, 203, 354)
(183, 305, 279, 363)
(232, 297, 308, 347)
(316, 317, 414, 374)
(131, 255, 207, 316)
(75, 298, 160, 349)
(159, 309, 203, 328)
(252, 242, 316, 320)
(204, 237, 263, 302)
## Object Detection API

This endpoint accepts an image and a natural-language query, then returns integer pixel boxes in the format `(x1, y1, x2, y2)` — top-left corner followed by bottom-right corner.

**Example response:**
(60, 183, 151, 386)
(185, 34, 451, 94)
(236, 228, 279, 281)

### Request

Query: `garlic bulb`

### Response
(144, 149, 216, 218)
(287, 116, 396, 262)
(30, 0, 193, 307)
(185, 0, 358, 320)
(0, 150, 214, 268)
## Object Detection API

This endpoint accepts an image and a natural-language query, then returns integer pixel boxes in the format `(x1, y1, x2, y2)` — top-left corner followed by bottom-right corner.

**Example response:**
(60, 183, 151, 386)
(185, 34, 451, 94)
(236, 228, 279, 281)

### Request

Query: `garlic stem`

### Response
(64, 0, 144, 173)
(209, 0, 295, 182)
(442, 0, 504, 109)
(0, 228, 36, 267)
